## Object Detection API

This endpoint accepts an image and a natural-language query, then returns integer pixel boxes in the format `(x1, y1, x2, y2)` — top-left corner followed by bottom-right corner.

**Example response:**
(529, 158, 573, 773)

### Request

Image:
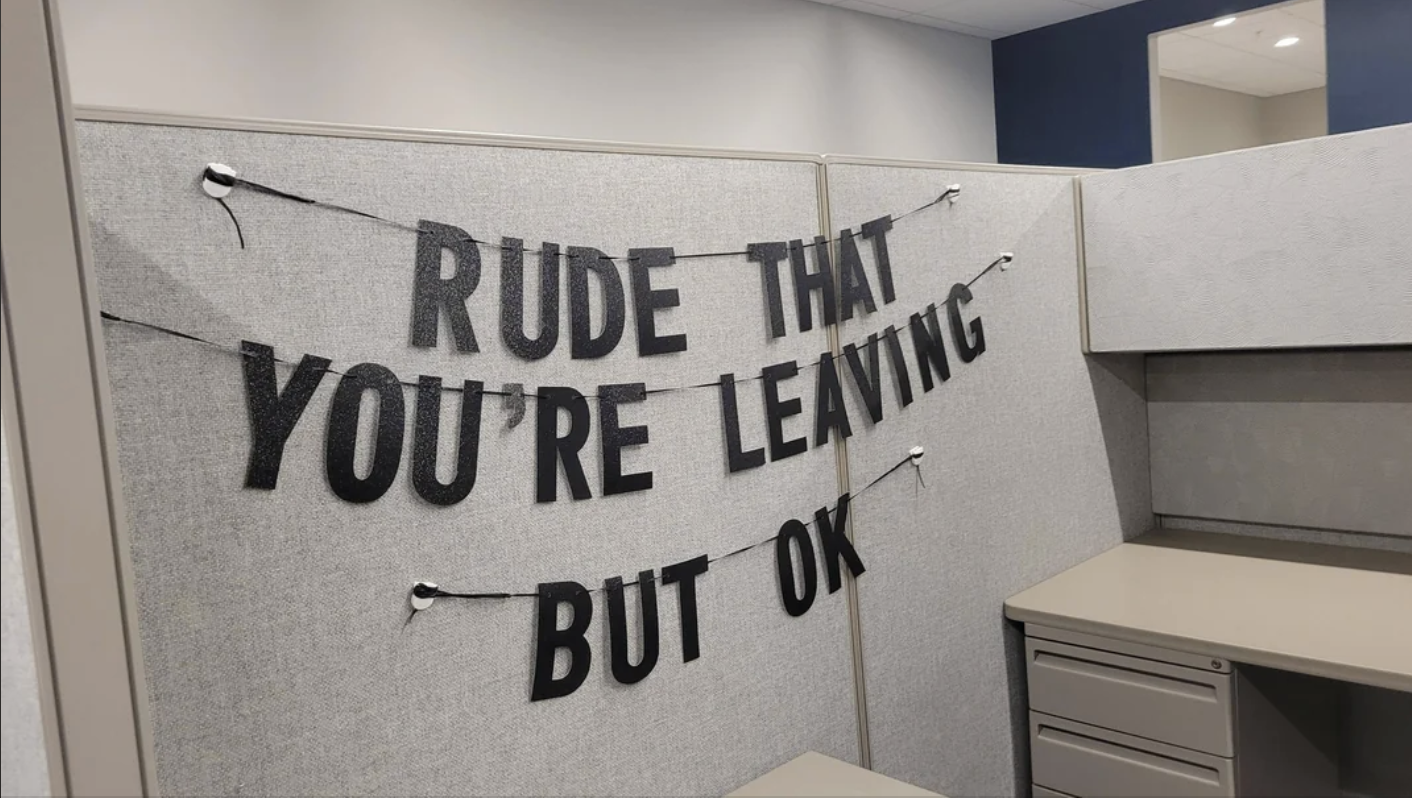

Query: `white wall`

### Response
(1158, 77, 1264, 160)
(1262, 87, 1328, 145)
(1158, 78, 1329, 161)
(56, 0, 997, 162)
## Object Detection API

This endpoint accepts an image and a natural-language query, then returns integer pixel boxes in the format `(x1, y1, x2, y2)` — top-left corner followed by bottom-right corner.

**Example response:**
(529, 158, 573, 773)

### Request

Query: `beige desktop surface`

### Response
(1005, 530, 1412, 692)
(727, 752, 940, 797)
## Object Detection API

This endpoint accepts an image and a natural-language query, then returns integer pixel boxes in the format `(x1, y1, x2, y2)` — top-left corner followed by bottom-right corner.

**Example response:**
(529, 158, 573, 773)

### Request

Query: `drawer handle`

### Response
(1038, 725, 1221, 786)
(1035, 651, 1217, 702)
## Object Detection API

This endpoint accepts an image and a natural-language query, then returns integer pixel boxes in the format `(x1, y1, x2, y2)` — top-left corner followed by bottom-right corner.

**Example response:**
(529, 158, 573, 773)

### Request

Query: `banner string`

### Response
(99, 252, 1014, 404)
(201, 165, 961, 257)
(89, 302, 929, 607)
(410, 450, 919, 608)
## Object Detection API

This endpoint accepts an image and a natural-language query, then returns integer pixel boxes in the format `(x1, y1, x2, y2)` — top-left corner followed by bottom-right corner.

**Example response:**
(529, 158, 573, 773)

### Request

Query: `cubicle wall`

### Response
(63, 113, 1153, 796)
(1081, 125, 1412, 548)
(1082, 123, 1412, 353)
(825, 160, 1150, 797)
(34, 108, 1407, 797)
(1148, 351, 1412, 542)
(76, 119, 855, 796)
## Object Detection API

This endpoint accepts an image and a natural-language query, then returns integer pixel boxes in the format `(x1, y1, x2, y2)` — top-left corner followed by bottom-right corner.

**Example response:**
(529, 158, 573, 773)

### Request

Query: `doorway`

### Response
(1150, 0, 1327, 161)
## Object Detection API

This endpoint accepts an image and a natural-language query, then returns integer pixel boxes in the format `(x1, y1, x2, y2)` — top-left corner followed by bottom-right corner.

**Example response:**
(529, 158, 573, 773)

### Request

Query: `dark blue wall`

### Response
(993, 0, 1412, 168)
(1326, 0, 1412, 133)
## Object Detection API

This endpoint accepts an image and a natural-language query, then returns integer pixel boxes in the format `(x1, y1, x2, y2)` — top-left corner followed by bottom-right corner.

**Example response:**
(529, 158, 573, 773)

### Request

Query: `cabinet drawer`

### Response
(1026, 636, 1233, 756)
(1031, 713, 1234, 798)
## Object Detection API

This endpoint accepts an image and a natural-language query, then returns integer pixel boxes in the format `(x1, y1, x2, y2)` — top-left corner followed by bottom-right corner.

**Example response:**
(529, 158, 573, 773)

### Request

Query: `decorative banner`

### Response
(98, 164, 1022, 701)
(98, 247, 1005, 499)
(409, 451, 919, 701)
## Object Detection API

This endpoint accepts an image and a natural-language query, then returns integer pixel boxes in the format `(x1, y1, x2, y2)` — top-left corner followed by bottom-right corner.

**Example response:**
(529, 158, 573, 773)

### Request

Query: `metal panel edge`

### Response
(817, 162, 871, 771)
(72, 105, 824, 165)
(1074, 178, 1092, 354)
(2, 1, 151, 793)
(1, 300, 68, 798)
(822, 153, 1090, 176)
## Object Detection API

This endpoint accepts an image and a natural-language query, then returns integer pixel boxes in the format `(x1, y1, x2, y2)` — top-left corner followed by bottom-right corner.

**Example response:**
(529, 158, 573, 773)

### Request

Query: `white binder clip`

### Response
(909, 446, 925, 465)
(947, 184, 962, 205)
(998, 252, 1015, 270)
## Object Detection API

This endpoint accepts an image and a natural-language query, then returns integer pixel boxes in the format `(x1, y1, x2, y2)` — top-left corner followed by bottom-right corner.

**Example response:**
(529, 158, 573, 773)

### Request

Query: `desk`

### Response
(1006, 529, 1412, 692)
(1005, 530, 1412, 797)
(727, 752, 939, 797)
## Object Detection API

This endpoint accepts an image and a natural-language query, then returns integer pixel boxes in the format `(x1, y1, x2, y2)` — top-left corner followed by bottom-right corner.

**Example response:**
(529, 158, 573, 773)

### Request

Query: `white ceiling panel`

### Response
(906, 17, 1008, 37)
(804, 0, 1145, 39)
(1157, 34, 1228, 74)
(831, 0, 912, 18)
(1283, 0, 1325, 24)
(851, 0, 962, 15)
(1156, 0, 1325, 97)
(921, 0, 1093, 33)
(1184, 8, 1325, 67)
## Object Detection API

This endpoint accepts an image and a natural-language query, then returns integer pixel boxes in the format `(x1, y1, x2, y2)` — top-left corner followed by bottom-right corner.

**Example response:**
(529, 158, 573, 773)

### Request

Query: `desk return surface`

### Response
(1005, 529, 1412, 692)
(1007, 530, 1410, 797)
(727, 752, 939, 797)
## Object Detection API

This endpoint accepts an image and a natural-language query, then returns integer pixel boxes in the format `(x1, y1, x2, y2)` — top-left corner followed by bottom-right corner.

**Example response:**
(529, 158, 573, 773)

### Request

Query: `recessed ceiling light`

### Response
(1275, 36, 1301, 47)
(1213, 16, 1237, 27)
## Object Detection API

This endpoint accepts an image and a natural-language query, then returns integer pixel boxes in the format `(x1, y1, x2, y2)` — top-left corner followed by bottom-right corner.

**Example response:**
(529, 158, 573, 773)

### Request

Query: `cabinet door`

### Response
(1031, 712, 1234, 798)
(1081, 124, 1412, 352)
(1027, 636, 1233, 756)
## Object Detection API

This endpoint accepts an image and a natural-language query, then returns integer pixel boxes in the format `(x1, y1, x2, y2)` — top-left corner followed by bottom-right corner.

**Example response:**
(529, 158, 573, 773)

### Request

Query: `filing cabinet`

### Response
(1022, 625, 1339, 797)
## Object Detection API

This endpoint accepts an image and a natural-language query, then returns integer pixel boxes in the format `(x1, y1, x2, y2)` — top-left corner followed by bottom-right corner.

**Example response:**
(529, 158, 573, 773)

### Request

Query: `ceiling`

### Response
(1158, 0, 1326, 97)
(804, 0, 1144, 39)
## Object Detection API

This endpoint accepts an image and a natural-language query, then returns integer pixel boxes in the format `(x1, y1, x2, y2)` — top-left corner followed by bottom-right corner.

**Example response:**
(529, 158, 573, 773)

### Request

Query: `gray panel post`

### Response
(1, 0, 151, 793)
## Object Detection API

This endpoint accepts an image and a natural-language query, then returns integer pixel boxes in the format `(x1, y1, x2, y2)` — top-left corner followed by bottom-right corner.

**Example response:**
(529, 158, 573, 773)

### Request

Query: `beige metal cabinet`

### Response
(1025, 635, 1234, 756)
(1031, 712, 1235, 797)
(1023, 625, 1338, 797)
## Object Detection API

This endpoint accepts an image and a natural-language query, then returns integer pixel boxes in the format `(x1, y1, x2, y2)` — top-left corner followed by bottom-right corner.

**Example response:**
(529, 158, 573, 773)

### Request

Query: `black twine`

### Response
(98, 252, 1014, 405)
(412, 451, 917, 607)
(202, 166, 958, 261)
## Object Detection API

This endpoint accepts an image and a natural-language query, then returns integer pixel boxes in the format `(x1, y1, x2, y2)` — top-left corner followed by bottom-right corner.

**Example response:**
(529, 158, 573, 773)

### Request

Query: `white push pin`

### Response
(410, 581, 439, 611)
(909, 445, 924, 465)
(947, 184, 962, 205)
(202, 163, 237, 198)
(997, 252, 1015, 270)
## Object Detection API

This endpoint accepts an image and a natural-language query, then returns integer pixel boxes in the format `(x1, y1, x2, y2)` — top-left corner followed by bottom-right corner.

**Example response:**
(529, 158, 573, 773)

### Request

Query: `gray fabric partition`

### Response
(76, 121, 856, 796)
(1149, 351, 1412, 539)
(1082, 123, 1412, 353)
(824, 162, 1151, 796)
(1, 432, 53, 797)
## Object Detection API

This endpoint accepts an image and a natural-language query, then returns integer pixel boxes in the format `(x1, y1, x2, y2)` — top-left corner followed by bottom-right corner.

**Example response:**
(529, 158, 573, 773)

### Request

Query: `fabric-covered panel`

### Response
(1149, 350, 1412, 537)
(1083, 124, 1412, 352)
(825, 162, 1150, 796)
(77, 120, 856, 796)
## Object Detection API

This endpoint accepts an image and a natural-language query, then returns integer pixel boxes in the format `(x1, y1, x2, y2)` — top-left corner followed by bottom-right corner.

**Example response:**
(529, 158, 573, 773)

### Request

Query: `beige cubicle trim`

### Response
(1073, 178, 1092, 354)
(813, 163, 874, 770)
(74, 105, 826, 164)
(1, 308, 67, 797)
(1, 0, 152, 793)
(1005, 530, 1412, 693)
